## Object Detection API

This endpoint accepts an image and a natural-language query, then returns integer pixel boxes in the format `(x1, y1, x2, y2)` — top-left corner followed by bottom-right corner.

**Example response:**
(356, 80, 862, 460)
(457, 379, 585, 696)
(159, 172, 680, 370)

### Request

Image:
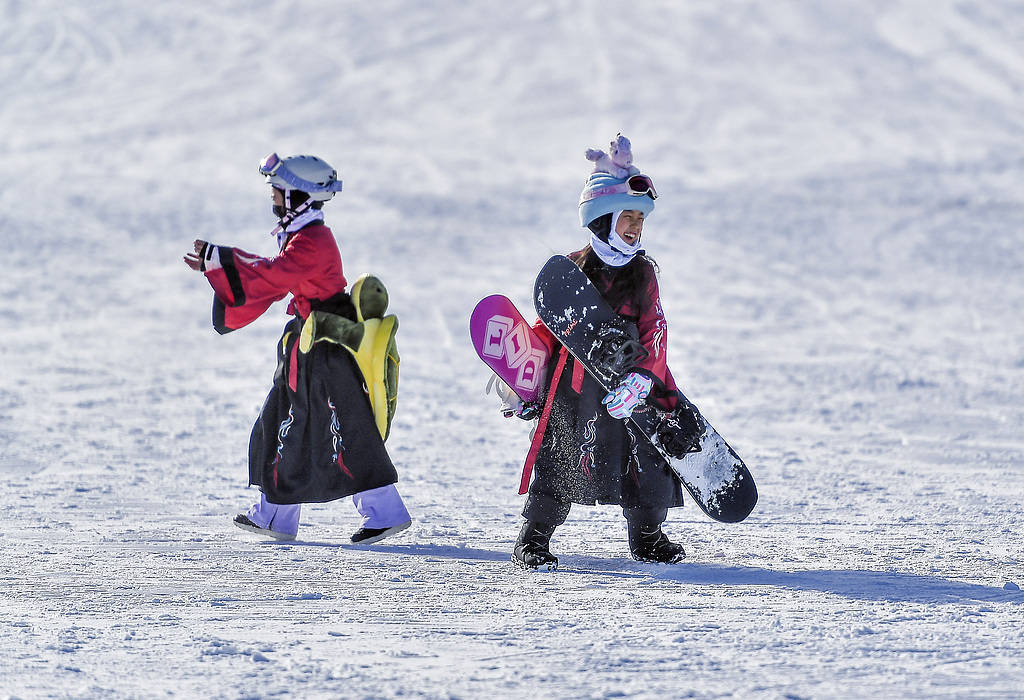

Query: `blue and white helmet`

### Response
(259, 153, 343, 203)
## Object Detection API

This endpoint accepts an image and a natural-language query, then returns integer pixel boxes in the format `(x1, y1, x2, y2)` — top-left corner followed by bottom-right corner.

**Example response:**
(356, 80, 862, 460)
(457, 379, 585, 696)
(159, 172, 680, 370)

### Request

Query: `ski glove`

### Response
(602, 372, 653, 420)
(486, 374, 541, 420)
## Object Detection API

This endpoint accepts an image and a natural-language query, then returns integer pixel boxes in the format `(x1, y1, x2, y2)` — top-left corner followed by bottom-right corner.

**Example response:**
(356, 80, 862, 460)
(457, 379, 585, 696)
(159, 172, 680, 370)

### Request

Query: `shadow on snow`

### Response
(273, 539, 512, 563)
(269, 539, 1022, 605)
(565, 556, 1024, 605)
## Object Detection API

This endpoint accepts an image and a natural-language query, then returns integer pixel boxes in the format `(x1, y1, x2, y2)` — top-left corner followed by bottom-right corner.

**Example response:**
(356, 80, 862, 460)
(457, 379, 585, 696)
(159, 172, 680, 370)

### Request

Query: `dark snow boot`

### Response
(233, 514, 296, 542)
(350, 519, 412, 545)
(625, 507, 685, 563)
(628, 523, 686, 564)
(512, 521, 558, 570)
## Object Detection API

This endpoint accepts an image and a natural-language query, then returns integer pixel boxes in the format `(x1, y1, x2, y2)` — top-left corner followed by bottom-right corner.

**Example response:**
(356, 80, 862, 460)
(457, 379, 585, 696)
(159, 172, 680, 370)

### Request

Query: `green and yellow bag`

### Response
(298, 274, 399, 441)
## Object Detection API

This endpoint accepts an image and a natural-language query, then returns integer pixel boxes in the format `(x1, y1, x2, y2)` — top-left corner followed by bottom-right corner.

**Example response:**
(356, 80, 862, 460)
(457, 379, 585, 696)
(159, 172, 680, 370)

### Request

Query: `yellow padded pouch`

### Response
(298, 274, 399, 441)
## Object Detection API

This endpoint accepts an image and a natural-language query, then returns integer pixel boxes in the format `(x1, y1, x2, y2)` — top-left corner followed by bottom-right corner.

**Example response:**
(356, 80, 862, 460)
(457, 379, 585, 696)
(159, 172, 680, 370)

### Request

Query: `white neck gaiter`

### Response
(273, 207, 324, 249)
(590, 211, 643, 267)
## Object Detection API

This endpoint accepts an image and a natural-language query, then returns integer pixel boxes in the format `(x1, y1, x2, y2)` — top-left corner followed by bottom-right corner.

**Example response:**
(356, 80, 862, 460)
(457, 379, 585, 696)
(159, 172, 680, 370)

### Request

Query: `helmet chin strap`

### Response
(270, 198, 325, 249)
(270, 197, 314, 236)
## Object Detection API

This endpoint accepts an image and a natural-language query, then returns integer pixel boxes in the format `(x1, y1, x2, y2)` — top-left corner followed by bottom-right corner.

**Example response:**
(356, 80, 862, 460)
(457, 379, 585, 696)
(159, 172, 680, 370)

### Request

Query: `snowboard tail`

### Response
(534, 255, 757, 524)
(470, 294, 550, 405)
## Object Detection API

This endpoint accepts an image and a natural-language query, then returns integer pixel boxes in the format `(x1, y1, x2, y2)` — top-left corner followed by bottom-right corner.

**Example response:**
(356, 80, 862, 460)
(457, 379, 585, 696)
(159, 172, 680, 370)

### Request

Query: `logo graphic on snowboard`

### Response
(471, 295, 550, 403)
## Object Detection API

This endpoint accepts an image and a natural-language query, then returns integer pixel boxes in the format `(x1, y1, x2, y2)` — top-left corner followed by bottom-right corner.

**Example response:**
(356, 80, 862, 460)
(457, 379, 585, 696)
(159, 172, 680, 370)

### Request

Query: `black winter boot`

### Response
(624, 507, 685, 563)
(627, 522, 685, 564)
(512, 521, 558, 570)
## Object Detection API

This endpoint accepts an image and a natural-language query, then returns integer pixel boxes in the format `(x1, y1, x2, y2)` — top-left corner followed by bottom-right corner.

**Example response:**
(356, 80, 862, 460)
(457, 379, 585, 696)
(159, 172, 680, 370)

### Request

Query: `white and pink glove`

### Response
(602, 372, 653, 419)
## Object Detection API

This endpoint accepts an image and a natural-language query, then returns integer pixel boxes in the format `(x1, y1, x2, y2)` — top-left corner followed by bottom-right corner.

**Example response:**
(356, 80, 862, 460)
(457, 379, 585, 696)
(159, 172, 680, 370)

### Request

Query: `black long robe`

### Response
(248, 317, 398, 504)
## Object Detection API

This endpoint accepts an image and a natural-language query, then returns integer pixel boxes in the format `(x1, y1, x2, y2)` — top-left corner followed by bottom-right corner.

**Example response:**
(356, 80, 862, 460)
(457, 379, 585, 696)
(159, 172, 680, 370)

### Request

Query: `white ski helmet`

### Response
(259, 153, 343, 204)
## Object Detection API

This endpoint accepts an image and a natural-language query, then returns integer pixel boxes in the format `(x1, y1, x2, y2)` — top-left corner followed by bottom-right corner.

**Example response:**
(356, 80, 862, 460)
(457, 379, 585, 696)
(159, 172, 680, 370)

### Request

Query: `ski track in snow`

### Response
(1, 1, 1023, 697)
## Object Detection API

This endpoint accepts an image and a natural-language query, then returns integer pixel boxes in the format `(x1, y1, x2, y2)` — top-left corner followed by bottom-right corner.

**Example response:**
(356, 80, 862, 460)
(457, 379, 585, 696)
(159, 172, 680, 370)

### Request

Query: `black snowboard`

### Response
(534, 255, 757, 523)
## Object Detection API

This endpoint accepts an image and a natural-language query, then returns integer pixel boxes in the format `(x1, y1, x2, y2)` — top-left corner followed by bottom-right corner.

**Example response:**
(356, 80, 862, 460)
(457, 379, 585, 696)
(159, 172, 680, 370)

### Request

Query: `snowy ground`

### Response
(2, 1, 1023, 697)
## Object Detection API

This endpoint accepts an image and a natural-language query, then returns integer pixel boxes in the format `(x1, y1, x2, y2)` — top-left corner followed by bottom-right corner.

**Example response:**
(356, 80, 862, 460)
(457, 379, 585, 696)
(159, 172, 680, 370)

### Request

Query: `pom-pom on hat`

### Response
(585, 133, 638, 179)
(578, 135, 655, 227)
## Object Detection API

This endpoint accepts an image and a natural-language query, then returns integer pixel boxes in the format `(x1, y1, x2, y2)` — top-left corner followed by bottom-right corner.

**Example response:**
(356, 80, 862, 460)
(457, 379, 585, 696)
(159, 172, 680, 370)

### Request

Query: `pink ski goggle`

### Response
(259, 152, 285, 176)
(580, 174, 658, 203)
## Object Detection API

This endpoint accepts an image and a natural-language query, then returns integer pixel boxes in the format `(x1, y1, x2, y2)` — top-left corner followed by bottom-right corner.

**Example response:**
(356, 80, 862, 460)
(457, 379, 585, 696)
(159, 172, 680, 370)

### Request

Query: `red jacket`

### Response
(519, 250, 680, 493)
(533, 250, 678, 406)
(203, 224, 347, 333)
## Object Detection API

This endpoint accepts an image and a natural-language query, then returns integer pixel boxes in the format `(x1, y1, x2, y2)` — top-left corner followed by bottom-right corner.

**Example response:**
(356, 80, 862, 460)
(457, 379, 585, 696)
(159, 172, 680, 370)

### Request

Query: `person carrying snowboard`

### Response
(183, 152, 411, 544)
(512, 135, 686, 569)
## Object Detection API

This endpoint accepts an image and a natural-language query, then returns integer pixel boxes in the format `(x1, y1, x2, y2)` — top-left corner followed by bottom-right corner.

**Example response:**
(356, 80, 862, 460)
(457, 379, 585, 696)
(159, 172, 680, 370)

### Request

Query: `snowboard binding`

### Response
(514, 401, 542, 420)
(588, 323, 650, 383)
(486, 374, 543, 420)
(656, 403, 705, 458)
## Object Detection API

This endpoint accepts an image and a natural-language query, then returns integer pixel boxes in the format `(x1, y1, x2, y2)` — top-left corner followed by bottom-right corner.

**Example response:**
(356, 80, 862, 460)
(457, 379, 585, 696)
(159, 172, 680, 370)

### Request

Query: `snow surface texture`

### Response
(2, 0, 1022, 697)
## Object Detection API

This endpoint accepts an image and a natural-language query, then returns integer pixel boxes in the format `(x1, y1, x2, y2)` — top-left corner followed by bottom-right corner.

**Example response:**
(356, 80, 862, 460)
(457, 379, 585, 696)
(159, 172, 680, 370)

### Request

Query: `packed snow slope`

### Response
(2, 1, 1023, 697)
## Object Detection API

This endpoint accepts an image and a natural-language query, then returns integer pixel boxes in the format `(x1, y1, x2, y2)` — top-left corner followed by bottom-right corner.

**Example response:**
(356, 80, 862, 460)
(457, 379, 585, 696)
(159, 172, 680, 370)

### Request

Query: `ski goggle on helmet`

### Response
(579, 174, 658, 203)
(259, 153, 343, 202)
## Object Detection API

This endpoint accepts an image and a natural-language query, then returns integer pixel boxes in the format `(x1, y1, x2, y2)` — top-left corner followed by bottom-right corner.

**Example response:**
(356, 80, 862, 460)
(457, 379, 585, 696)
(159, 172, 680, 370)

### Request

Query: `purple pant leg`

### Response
(247, 493, 301, 536)
(352, 484, 411, 528)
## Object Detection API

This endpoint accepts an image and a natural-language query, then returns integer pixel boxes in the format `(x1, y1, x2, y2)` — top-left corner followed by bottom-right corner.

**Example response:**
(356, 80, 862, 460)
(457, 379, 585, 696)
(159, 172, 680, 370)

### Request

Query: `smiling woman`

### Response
(613, 209, 645, 246)
(502, 136, 693, 570)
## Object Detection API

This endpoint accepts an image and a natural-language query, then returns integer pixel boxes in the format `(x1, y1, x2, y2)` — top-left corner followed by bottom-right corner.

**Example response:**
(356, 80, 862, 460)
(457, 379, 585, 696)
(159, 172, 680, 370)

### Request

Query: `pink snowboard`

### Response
(470, 294, 550, 404)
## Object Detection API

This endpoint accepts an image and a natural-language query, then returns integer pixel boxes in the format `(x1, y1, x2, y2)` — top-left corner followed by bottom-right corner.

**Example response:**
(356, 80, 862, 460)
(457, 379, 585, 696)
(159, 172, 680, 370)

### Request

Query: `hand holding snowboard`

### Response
(602, 371, 653, 419)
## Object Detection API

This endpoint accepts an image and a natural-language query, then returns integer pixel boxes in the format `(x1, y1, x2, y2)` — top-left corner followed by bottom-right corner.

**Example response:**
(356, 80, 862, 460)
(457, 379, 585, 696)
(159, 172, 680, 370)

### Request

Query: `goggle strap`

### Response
(272, 163, 343, 193)
(579, 175, 657, 204)
(580, 183, 628, 203)
(261, 153, 343, 194)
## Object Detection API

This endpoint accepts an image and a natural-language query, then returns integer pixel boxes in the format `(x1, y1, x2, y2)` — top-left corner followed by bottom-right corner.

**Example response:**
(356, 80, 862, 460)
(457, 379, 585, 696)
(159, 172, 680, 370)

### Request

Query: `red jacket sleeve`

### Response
(202, 234, 323, 334)
(633, 271, 679, 407)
